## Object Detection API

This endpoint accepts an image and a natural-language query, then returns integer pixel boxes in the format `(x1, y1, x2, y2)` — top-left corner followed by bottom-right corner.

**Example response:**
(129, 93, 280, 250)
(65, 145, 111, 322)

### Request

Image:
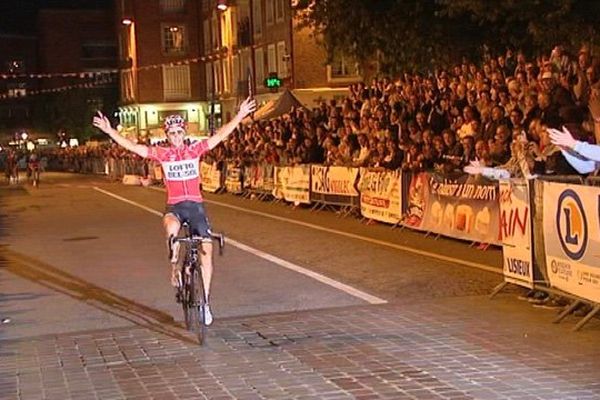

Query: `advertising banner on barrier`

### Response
(273, 165, 311, 204)
(500, 180, 534, 288)
(262, 164, 275, 192)
(244, 165, 260, 190)
(543, 182, 600, 303)
(404, 172, 501, 244)
(200, 161, 222, 193)
(311, 165, 360, 196)
(246, 163, 275, 193)
(310, 165, 359, 206)
(358, 168, 402, 224)
(225, 163, 243, 194)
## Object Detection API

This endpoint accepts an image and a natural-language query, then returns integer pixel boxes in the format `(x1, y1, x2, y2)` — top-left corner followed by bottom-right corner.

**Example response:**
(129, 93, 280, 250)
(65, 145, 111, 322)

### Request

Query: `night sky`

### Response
(0, 0, 112, 34)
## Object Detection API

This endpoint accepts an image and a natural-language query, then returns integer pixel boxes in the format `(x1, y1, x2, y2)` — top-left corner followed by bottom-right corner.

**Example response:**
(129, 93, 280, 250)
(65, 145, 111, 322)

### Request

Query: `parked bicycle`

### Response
(171, 222, 224, 344)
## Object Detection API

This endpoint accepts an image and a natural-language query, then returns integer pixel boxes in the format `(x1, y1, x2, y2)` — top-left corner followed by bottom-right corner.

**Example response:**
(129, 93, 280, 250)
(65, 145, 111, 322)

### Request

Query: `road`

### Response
(1, 172, 599, 400)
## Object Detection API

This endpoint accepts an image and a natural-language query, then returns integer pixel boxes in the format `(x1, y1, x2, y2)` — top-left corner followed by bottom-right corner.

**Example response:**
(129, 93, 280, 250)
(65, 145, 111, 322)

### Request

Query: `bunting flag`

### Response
(0, 76, 114, 100)
(0, 48, 230, 80)
(0, 70, 117, 80)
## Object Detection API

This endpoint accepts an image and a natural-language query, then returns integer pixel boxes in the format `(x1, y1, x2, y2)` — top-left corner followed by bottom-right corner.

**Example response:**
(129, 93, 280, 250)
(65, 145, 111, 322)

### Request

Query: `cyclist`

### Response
(6, 150, 18, 184)
(92, 97, 256, 325)
(28, 153, 40, 187)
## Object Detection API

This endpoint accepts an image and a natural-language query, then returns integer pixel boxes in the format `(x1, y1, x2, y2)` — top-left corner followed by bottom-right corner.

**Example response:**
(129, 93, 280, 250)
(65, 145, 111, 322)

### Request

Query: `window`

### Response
(205, 62, 213, 97)
(162, 64, 191, 100)
(215, 60, 222, 94)
(223, 58, 230, 94)
(238, 15, 251, 47)
(232, 55, 240, 95)
(266, 0, 274, 26)
(203, 20, 210, 55)
(162, 24, 187, 55)
(255, 47, 265, 87)
(6, 60, 25, 74)
(230, 9, 238, 47)
(275, 0, 284, 22)
(159, 0, 185, 13)
(277, 41, 288, 77)
(211, 15, 219, 49)
(7, 83, 26, 98)
(240, 48, 251, 86)
(253, 0, 262, 36)
(267, 44, 276, 75)
(328, 52, 360, 81)
(82, 42, 117, 60)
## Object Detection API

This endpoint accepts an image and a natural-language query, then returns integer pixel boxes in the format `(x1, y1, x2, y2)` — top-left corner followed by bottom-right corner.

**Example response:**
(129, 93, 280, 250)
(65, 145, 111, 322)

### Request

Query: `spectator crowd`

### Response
(4, 43, 600, 181)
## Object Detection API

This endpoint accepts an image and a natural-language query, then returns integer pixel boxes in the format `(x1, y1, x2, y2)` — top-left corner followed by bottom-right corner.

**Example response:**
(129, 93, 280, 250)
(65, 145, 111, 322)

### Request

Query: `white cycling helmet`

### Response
(163, 114, 187, 132)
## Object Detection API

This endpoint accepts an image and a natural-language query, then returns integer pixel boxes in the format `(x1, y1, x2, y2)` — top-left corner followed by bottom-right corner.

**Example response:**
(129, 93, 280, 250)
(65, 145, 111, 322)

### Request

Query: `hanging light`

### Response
(216, 0, 228, 11)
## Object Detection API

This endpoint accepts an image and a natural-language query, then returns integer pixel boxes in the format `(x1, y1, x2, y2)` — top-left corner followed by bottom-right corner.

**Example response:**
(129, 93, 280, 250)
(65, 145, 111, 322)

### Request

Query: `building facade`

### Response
(0, 34, 38, 136)
(117, 0, 364, 138)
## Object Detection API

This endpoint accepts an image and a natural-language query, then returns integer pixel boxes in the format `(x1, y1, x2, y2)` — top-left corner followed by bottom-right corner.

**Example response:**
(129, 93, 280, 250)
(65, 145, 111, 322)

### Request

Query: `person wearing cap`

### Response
(93, 96, 256, 326)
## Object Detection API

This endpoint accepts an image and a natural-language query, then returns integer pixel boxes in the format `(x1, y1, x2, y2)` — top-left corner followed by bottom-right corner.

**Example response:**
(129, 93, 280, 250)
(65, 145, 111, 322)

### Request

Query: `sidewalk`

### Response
(2, 294, 599, 400)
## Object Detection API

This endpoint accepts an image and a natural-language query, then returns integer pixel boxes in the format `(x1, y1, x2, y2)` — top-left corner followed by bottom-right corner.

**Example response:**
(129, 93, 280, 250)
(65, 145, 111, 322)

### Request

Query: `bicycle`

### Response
(171, 222, 224, 344)
(30, 168, 40, 187)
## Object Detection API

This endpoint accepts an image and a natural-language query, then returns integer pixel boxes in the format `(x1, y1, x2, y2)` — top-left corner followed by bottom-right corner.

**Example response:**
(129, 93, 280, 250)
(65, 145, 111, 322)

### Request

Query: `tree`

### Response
(294, 0, 600, 74)
(30, 85, 118, 141)
(437, 0, 600, 55)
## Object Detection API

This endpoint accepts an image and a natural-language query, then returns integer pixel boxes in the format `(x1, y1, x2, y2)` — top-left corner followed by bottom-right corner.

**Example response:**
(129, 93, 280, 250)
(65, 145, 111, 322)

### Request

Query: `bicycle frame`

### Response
(173, 223, 225, 345)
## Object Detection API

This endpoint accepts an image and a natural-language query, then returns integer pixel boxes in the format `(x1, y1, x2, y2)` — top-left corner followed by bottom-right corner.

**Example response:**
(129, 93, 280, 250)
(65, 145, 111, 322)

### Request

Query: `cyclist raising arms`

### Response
(92, 97, 256, 325)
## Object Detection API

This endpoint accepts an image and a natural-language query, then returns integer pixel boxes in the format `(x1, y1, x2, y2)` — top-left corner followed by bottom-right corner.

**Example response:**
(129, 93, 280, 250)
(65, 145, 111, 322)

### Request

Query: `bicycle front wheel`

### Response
(186, 265, 206, 344)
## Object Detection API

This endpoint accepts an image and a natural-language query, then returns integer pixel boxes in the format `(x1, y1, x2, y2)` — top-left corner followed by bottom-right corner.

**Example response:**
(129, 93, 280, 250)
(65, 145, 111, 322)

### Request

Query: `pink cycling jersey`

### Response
(147, 140, 210, 204)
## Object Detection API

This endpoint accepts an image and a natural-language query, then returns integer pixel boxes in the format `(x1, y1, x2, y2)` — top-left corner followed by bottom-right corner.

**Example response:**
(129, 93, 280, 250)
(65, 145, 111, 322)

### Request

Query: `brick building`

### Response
(117, 0, 365, 139)
(0, 6, 117, 142)
(0, 34, 38, 134)
(117, 0, 205, 140)
(37, 9, 117, 88)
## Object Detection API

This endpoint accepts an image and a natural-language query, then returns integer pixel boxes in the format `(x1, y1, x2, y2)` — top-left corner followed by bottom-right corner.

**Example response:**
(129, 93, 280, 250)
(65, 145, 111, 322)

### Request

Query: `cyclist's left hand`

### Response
(238, 97, 257, 118)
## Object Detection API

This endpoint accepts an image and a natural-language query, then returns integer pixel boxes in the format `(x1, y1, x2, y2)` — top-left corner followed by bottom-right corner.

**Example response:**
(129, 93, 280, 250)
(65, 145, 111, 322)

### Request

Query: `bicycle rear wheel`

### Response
(187, 265, 206, 344)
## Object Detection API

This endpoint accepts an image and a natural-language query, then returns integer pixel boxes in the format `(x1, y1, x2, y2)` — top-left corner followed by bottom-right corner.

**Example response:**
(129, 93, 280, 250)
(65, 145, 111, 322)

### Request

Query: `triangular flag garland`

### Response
(1, 49, 230, 80)
(0, 76, 114, 100)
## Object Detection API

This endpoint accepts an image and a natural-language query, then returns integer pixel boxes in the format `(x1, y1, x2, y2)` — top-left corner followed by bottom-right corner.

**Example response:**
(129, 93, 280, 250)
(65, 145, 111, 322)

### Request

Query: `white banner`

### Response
(543, 182, 600, 303)
(311, 165, 359, 196)
(358, 168, 402, 224)
(273, 165, 311, 204)
(200, 161, 222, 193)
(225, 163, 243, 194)
(500, 180, 534, 288)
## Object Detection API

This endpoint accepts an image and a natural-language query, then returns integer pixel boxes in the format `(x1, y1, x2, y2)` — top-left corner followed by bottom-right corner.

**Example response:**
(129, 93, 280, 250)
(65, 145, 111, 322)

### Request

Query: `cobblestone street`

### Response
(3, 295, 600, 400)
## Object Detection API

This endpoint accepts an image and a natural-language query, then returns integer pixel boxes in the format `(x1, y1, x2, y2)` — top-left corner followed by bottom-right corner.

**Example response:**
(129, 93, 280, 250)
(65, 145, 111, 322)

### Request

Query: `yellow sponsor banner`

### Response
(543, 182, 600, 302)
(358, 168, 402, 224)
(200, 161, 222, 193)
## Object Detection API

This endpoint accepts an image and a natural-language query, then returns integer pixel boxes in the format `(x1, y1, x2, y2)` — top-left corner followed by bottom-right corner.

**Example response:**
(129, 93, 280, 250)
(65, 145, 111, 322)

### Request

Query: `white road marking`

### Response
(149, 186, 501, 275)
(93, 187, 387, 305)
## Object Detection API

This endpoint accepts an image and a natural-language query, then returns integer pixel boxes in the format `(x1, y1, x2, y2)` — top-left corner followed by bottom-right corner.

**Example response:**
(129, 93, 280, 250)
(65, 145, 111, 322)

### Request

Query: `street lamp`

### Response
(217, 0, 228, 11)
(122, 18, 133, 25)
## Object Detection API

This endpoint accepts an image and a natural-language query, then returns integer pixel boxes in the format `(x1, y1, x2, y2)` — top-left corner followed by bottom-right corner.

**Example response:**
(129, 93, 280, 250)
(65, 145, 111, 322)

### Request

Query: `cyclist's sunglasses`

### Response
(168, 129, 185, 136)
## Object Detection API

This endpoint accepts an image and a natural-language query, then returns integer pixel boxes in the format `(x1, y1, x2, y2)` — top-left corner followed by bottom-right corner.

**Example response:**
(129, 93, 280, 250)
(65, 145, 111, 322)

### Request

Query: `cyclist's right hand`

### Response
(92, 111, 113, 134)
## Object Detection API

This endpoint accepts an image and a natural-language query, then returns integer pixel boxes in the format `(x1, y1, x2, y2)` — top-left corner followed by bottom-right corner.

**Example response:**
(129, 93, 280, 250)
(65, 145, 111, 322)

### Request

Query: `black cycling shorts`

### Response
(165, 201, 212, 239)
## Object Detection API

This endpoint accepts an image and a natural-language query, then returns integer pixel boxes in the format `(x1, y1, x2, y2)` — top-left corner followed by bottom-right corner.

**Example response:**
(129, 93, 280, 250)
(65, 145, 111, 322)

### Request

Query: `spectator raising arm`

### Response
(548, 126, 600, 174)
(589, 88, 600, 144)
